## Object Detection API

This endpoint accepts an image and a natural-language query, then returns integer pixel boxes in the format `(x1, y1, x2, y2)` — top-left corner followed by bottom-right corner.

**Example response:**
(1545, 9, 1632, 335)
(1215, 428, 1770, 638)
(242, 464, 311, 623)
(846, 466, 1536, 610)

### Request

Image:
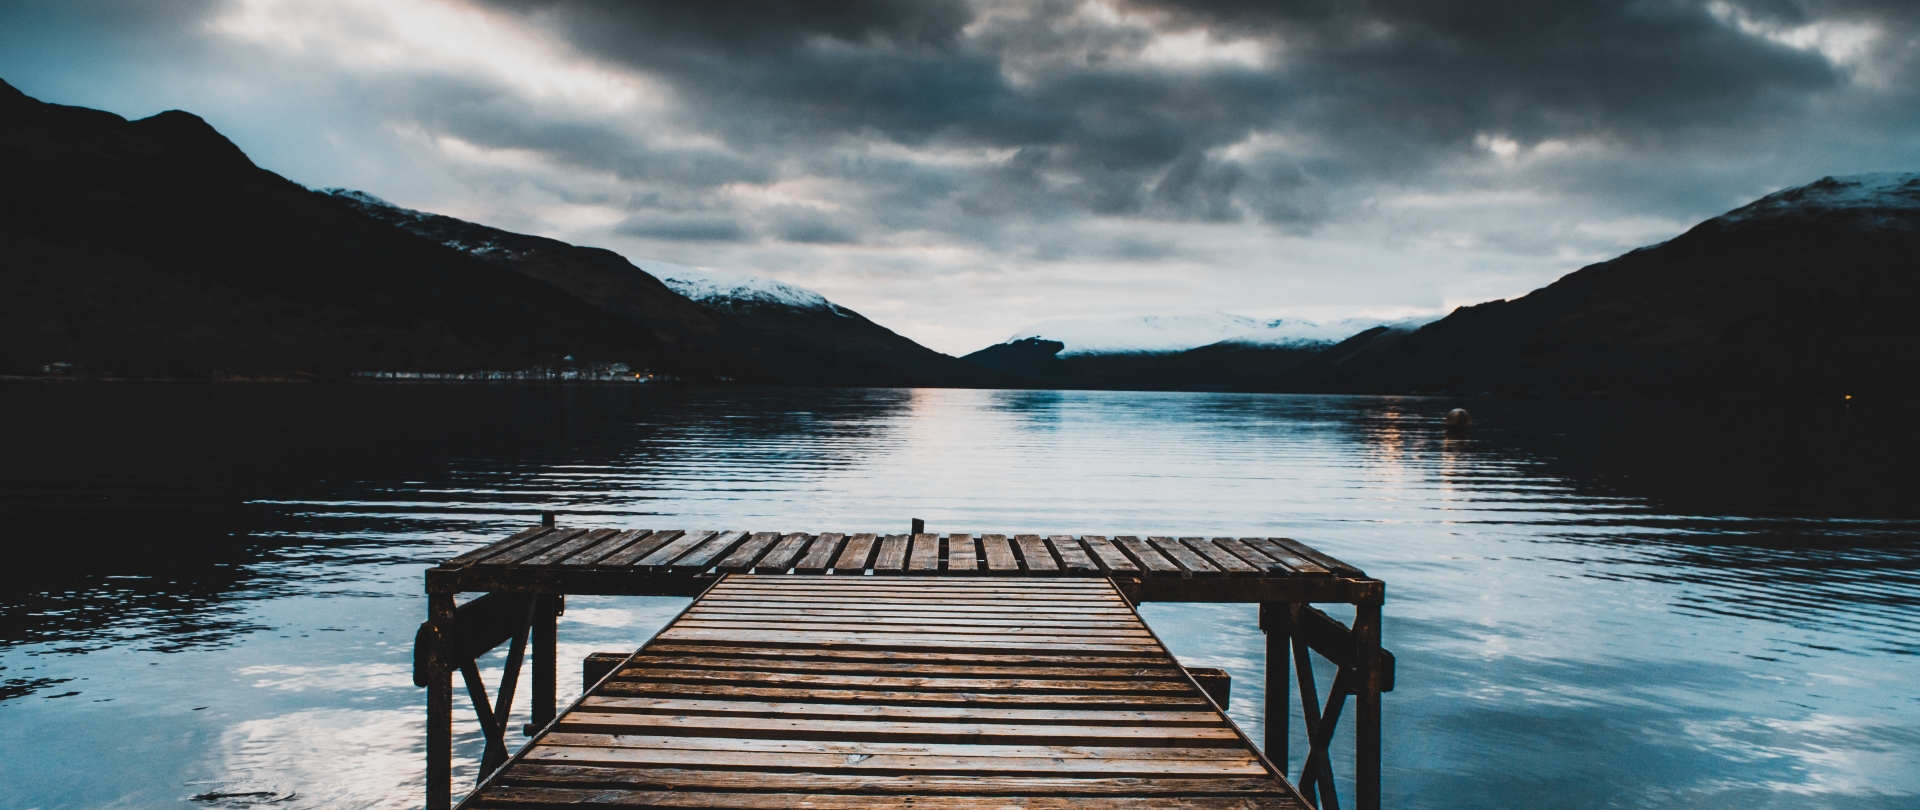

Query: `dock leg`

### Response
(426, 593, 455, 810)
(530, 594, 558, 734)
(1354, 602, 1382, 810)
(1260, 602, 1291, 771)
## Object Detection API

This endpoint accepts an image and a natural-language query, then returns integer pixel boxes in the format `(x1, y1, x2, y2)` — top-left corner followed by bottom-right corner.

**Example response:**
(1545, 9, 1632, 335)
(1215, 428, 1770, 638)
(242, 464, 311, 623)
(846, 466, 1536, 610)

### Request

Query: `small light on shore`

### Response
(1845, 395, 1852, 400)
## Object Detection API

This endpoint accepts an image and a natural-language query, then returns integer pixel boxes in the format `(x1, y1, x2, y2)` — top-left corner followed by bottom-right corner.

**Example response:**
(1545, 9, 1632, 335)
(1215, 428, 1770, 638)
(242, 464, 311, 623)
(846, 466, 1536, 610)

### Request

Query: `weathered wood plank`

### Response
(1014, 535, 1061, 572)
(536, 734, 1256, 761)
(1189, 538, 1261, 577)
(681, 613, 1149, 629)
(832, 533, 879, 572)
(718, 576, 1112, 587)
(638, 645, 1166, 667)
(752, 533, 814, 573)
(945, 534, 979, 572)
(716, 532, 782, 573)
(694, 596, 1127, 610)
(612, 656, 1183, 678)
(980, 534, 1020, 572)
(1239, 538, 1332, 577)
(695, 596, 1125, 608)
(553, 711, 1241, 745)
(484, 528, 586, 566)
(593, 682, 1211, 708)
(671, 531, 750, 573)
(794, 532, 847, 575)
(443, 526, 550, 567)
(1147, 536, 1220, 577)
(1268, 537, 1363, 577)
(605, 669, 1193, 693)
(594, 531, 683, 567)
(518, 528, 618, 566)
(652, 632, 1160, 654)
(560, 529, 650, 566)
(710, 583, 1116, 595)
(635, 530, 718, 570)
(577, 696, 1223, 726)
(872, 534, 909, 572)
(908, 533, 942, 573)
(1078, 535, 1140, 574)
(502, 764, 1281, 792)
(474, 786, 1301, 809)
(1048, 535, 1100, 574)
(1114, 536, 1182, 575)
(687, 603, 1136, 618)
(669, 620, 1156, 638)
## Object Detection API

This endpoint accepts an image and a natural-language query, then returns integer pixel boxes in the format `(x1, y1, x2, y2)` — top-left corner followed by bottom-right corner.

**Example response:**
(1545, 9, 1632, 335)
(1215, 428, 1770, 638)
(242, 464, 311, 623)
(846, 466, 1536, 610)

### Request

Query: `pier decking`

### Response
(468, 576, 1302, 808)
(418, 525, 1392, 810)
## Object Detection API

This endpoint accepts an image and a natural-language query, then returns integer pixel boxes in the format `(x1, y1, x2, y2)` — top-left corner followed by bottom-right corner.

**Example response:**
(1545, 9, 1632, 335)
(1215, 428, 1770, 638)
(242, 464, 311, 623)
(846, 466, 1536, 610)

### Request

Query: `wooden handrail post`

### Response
(1354, 601, 1383, 810)
(425, 593, 455, 810)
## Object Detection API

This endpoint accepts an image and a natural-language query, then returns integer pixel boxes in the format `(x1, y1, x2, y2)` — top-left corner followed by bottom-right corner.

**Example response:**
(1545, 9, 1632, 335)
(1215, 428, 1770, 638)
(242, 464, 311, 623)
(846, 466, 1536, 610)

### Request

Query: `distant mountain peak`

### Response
(645, 261, 846, 316)
(130, 110, 258, 172)
(1006, 311, 1437, 355)
(1718, 172, 1920, 228)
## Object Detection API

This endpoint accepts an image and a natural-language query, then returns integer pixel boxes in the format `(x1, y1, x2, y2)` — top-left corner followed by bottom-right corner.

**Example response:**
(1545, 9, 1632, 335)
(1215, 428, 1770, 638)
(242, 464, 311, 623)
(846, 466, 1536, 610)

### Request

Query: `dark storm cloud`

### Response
(7, 0, 1915, 259)
(436, 0, 1918, 248)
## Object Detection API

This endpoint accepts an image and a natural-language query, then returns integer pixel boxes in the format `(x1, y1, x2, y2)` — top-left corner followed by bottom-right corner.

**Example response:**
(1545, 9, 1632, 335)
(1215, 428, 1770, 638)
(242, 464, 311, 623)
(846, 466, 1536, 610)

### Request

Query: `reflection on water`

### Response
(1, 383, 1915, 809)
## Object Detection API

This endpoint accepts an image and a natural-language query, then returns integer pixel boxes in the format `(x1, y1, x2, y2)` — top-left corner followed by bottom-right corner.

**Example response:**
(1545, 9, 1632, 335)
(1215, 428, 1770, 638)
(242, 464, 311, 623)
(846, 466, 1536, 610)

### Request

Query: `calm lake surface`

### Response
(2, 383, 1916, 809)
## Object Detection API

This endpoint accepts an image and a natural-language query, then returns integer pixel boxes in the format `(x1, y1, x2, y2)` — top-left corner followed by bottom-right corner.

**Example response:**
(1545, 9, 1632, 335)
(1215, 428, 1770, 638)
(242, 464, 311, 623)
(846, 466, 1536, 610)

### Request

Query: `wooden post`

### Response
(529, 594, 559, 734)
(1260, 602, 1291, 771)
(911, 518, 924, 535)
(426, 593, 455, 810)
(1354, 601, 1383, 810)
(541, 511, 555, 527)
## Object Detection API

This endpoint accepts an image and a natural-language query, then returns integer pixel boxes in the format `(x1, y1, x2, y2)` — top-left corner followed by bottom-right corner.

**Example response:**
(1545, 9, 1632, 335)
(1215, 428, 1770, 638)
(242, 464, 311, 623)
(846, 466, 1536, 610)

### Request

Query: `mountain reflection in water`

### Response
(1, 383, 1915, 809)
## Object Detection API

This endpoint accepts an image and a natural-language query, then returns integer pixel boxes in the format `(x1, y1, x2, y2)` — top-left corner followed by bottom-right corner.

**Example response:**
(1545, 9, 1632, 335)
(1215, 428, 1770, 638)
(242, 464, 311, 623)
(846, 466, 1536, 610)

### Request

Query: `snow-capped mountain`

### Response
(1718, 173, 1920, 227)
(322, 188, 1004, 385)
(1006, 312, 1438, 356)
(643, 261, 849, 316)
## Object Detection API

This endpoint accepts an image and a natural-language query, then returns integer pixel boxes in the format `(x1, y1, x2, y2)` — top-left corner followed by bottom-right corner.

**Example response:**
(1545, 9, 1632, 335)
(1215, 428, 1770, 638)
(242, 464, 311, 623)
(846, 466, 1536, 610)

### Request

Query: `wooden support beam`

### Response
(1291, 624, 1328, 809)
(413, 592, 533, 684)
(425, 593, 454, 810)
(1354, 602, 1382, 810)
(1261, 602, 1291, 771)
(528, 595, 558, 735)
(1299, 666, 1350, 810)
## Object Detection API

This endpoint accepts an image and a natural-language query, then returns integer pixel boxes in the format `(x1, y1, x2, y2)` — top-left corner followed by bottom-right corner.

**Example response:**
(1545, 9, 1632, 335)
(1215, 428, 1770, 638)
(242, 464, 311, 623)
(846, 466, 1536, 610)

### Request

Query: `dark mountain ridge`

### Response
(1273, 173, 1920, 395)
(0, 80, 1002, 386)
(0, 79, 691, 378)
(330, 191, 1012, 388)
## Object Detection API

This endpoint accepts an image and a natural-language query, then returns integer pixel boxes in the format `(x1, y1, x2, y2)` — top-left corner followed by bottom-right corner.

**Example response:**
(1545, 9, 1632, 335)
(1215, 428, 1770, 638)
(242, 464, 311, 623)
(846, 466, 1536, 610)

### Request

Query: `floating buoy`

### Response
(1444, 408, 1471, 434)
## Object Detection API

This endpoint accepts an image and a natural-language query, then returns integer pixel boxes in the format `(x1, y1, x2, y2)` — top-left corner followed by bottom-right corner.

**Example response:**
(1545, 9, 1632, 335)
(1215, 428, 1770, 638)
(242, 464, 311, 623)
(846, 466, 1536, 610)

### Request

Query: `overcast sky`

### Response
(5, 1, 1917, 353)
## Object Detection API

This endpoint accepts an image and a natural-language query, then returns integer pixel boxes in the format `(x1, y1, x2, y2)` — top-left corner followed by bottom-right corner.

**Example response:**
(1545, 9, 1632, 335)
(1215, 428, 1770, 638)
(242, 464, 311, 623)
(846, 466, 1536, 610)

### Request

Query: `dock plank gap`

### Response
(417, 526, 1395, 810)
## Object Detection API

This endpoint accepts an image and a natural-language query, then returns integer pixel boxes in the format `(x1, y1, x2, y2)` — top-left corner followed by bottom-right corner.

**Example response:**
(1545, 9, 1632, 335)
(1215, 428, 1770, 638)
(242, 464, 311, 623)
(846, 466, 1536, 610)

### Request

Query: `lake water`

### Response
(1, 383, 1916, 809)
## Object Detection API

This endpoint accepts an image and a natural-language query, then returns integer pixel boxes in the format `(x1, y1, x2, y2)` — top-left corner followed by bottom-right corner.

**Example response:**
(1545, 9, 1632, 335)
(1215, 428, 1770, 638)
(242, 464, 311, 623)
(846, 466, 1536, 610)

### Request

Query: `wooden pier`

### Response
(417, 525, 1393, 810)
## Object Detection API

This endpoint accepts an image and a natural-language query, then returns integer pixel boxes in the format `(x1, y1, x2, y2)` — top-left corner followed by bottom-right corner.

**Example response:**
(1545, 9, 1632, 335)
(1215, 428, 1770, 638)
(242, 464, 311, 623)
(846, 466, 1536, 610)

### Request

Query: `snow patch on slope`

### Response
(642, 261, 842, 314)
(326, 189, 421, 219)
(1008, 312, 1438, 356)
(1720, 173, 1920, 225)
(323, 188, 517, 256)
